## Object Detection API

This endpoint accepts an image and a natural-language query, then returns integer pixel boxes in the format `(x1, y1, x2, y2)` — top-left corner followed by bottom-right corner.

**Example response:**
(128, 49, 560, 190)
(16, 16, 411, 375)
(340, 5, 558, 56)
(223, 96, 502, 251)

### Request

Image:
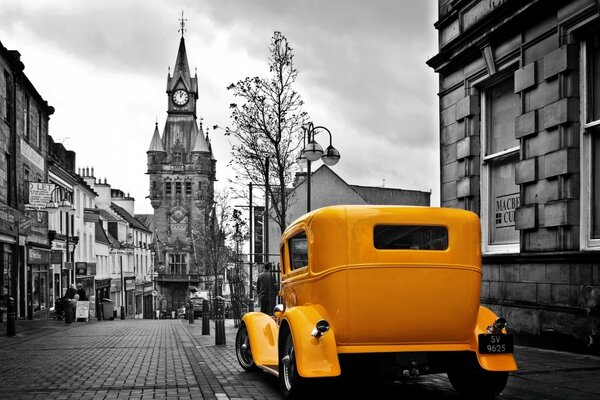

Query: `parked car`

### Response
(235, 205, 517, 399)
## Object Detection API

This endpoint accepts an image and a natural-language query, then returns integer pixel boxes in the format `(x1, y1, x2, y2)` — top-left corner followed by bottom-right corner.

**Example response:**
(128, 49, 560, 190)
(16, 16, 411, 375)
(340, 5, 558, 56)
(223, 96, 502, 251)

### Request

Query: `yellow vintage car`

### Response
(235, 205, 517, 398)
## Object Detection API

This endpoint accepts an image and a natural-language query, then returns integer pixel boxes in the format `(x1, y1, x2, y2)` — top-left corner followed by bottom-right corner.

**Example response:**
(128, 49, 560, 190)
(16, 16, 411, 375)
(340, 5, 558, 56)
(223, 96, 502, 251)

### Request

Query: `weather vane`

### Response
(178, 11, 187, 37)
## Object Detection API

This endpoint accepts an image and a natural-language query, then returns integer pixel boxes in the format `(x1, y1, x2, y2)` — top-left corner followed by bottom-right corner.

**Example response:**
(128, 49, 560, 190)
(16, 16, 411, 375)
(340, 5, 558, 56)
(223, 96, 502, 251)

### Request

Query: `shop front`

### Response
(125, 278, 135, 317)
(110, 279, 121, 318)
(28, 246, 51, 319)
(75, 262, 95, 300)
(135, 283, 144, 318)
(0, 207, 18, 314)
(143, 282, 154, 319)
(95, 278, 111, 320)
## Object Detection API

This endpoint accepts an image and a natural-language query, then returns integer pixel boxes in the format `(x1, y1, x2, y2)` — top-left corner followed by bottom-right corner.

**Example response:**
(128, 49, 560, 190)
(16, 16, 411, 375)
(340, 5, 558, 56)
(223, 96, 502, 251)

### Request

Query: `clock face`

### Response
(172, 89, 189, 106)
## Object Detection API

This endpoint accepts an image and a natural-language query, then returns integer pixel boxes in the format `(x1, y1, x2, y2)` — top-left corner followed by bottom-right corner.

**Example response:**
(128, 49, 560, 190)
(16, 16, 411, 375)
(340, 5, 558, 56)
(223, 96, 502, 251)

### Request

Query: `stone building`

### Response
(0, 40, 55, 319)
(146, 29, 216, 312)
(427, 0, 600, 349)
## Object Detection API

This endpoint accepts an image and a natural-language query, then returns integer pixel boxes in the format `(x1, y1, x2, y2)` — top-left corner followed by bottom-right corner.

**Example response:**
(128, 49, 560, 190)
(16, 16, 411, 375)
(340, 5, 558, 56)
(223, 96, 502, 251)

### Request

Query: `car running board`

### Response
(258, 364, 279, 377)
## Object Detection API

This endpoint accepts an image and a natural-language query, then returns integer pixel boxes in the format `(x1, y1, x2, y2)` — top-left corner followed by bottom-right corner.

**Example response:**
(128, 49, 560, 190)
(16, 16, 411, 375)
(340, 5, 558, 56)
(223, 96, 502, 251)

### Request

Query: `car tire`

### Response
(279, 330, 309, 399)
(447, 358, 508, 399)
(235, 323, 258, 371)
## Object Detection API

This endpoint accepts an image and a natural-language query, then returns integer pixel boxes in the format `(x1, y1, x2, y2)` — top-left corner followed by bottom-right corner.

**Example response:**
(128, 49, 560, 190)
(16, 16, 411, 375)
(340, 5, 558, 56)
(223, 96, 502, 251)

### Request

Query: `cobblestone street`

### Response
(0, 319, 599, 399)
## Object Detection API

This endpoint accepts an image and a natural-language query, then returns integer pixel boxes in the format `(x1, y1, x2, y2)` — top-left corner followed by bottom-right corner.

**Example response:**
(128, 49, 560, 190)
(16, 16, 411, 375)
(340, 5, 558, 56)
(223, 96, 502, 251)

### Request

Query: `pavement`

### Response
(0, 316, 599, 399)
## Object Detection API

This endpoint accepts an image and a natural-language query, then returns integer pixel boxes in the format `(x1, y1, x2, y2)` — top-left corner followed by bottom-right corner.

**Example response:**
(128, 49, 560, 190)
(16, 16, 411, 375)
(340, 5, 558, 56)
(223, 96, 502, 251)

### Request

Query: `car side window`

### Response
(288, 231, 308, 270)
(280, 244, 287, 273)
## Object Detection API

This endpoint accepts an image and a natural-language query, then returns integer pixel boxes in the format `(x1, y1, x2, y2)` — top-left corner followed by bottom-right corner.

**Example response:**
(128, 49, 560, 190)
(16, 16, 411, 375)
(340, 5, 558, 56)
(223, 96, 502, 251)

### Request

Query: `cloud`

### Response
(0, 0, 441, 212)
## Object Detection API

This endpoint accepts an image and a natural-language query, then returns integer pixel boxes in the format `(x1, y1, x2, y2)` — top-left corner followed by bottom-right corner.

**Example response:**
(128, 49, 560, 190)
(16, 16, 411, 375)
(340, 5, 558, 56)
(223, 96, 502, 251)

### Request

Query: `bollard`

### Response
(6, 297, 16, 337)
(214, 296, 226, 346)
(201, 299, 210, 335)
(188, 301, 194, 324)
(121, 305, 125, 320)
(65, 299, 74, 324)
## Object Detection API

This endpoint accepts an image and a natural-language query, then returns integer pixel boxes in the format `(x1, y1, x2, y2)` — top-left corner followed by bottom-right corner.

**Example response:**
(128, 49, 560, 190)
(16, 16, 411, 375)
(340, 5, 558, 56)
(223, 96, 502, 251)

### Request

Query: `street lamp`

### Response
(298, 122, 341, 212)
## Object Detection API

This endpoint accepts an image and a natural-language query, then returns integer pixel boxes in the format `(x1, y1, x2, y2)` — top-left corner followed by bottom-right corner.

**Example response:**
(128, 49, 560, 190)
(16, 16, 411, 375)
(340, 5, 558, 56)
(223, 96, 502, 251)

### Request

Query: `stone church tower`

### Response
(147, 27, 216, 311)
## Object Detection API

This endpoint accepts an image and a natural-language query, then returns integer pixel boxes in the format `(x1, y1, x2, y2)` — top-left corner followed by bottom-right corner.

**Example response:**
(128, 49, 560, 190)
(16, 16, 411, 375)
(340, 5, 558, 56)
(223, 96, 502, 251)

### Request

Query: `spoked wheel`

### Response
(279, 330, 308, 399)
(235, 323, 258, 371)
(447, 358, 508, 399)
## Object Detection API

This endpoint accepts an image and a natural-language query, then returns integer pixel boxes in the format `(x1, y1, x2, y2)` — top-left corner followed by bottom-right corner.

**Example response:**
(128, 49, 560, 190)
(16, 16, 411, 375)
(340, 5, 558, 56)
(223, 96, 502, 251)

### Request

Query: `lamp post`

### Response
(151, 250, 157, 319)
(298, 122, 341, 212)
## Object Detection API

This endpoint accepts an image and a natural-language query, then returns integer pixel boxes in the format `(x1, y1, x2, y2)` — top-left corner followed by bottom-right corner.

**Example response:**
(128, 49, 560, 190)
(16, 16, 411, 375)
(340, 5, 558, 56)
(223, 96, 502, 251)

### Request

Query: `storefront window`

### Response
(481, 77, 520, 253)
(583, 32, 600, 249)
(32, 266, 48, 312)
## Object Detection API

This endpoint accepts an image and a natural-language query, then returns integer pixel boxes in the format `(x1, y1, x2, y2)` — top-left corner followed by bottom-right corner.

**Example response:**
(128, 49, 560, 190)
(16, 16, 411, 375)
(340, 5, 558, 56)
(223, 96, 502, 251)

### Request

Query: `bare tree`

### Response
(225, 31, 307, 234)
(192, 191, 236, 301)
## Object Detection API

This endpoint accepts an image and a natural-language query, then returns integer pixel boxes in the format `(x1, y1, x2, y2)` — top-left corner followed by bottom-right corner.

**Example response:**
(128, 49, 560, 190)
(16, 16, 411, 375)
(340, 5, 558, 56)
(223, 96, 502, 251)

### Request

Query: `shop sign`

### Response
(87, 263, 97, 276)
(25, 182, 55, 211)
(0, 206, 16, 234)
(21, 138, 45, 170)
(76, 262, 87, 276)
(494, 192, 520, 228)
(28, 248, 50, 264)
(125, 279, 135, 291)
(51, 250, 63, 265)
(110, 280, 121, 292)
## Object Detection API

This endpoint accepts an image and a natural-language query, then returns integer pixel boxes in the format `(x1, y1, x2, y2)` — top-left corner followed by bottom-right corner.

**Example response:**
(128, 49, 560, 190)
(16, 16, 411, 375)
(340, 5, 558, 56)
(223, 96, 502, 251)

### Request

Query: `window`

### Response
(185, 182, 192, 195)
(23, 94, 30, 140)
(288, 231, 308, 270)
(23, 168, 30, 205)
(582, 32, 600, 249)
(168, 253, 187, 275)
(175, 182, 182, 195)
(4, 70, 11, 122)
(165, 181, 172, 196)
(37, 110, 42, 149)
(374, 225, 448, 250)
(481, 77, 520, 253)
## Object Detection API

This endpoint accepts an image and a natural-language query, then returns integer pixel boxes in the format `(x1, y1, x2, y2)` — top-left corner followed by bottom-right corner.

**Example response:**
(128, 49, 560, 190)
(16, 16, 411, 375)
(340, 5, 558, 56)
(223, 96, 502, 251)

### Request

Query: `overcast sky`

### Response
(1, 0, 440, 214)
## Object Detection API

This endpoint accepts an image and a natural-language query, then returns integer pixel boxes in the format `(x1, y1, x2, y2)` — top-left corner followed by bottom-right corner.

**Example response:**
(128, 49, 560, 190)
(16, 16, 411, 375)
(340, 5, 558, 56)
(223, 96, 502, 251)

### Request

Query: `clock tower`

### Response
(147, 22, 216, 312)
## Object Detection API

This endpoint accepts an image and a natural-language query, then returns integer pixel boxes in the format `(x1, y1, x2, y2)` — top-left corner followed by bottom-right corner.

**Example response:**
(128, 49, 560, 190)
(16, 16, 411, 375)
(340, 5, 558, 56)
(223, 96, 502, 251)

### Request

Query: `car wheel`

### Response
(447, 359, 508, 399)
(235, 324, 258, 371)
(279, 330, 308, 399)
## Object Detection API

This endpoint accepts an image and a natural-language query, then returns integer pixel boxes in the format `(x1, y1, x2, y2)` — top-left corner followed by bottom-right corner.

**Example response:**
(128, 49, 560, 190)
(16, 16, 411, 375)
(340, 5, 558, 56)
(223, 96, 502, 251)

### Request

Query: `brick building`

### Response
(427, 0, 600, 349)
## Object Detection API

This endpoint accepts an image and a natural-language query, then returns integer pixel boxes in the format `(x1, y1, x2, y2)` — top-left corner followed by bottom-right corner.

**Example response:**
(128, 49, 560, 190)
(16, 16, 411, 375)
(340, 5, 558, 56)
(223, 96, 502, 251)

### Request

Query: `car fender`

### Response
(471, 306, 518, 372)
(282, 305, 341, 378)
(242, 312, 279, 366)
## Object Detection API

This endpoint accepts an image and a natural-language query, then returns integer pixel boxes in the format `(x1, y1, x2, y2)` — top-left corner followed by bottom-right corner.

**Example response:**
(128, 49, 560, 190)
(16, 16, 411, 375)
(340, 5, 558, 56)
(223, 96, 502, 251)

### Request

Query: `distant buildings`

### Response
(0, 38, 152, 320)
(428, 0, 600, 348)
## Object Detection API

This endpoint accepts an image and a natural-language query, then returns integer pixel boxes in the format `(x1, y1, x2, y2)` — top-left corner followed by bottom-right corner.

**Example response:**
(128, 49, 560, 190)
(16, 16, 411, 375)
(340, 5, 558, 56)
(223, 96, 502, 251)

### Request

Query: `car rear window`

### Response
(374, 225, 448, 250)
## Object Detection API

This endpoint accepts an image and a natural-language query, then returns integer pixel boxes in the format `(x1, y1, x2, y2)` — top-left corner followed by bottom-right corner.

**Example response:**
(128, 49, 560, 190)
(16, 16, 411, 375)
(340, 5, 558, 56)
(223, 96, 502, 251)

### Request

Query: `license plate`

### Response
(478, 334, 514, 354)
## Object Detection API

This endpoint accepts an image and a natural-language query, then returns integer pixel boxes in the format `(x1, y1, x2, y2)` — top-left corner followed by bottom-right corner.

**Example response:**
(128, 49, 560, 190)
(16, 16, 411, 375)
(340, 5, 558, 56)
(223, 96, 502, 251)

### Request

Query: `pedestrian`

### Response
(0, 285, 9, 323)
(65, 284, 77, 299)
(76, 283, 88, 301)
(257, 263, 276, 314)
